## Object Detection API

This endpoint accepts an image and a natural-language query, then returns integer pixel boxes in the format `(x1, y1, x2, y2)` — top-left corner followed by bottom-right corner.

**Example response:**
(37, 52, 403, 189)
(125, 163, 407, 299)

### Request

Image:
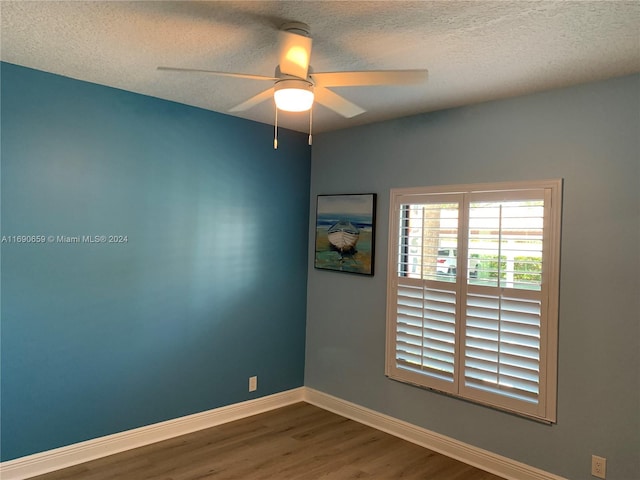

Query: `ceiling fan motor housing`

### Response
(280, 22, 311, 37)
(275, 78, 313, 91)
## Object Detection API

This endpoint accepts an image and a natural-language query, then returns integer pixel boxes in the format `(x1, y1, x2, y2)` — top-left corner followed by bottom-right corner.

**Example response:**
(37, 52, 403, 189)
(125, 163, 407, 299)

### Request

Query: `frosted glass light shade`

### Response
(274, 80, 314, 112)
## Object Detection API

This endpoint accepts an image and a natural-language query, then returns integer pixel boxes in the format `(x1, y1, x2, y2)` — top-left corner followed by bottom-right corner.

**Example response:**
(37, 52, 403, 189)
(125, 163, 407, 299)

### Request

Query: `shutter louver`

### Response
(396, 281, 456, 382)
(464, 291, 541, 403)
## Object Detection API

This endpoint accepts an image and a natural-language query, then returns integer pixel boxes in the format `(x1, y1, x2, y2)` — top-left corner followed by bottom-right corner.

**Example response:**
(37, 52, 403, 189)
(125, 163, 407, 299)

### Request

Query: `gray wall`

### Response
(306, 74, 639, 480)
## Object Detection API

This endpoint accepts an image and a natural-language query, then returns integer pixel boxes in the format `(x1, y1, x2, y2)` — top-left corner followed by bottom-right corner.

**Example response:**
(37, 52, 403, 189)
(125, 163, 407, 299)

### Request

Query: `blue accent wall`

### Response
(0, 62, 310, 461)
(306, 74, 640, 480)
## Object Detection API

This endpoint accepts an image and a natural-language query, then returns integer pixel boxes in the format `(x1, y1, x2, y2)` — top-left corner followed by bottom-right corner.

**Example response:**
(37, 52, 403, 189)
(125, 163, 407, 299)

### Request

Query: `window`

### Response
(385, 180, 562, 422)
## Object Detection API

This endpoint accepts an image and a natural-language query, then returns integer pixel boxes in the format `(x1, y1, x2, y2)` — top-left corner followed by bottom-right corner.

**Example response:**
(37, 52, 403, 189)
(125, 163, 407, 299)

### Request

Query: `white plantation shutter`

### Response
(386, 181, 561, 422)
(390, 198, 461, 392)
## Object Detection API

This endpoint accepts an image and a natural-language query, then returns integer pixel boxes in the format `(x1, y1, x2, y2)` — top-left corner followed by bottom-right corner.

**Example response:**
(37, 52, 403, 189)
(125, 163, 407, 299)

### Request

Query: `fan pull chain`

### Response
(274, 104, 278, 150)
(308, 106, 313, 146)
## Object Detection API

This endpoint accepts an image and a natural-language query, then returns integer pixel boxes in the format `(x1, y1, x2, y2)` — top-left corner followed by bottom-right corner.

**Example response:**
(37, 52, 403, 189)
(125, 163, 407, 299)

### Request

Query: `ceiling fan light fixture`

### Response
(274, 79, 314, 112)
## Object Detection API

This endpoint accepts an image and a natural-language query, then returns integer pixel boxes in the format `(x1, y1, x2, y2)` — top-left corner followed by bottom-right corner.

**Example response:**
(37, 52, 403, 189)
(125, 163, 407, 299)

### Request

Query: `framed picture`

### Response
(314, 193, 376, 275)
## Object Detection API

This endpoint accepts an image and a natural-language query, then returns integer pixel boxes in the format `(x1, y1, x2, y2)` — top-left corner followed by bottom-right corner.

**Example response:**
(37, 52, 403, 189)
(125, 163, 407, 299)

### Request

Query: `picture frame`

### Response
(314, 193, 376, 275)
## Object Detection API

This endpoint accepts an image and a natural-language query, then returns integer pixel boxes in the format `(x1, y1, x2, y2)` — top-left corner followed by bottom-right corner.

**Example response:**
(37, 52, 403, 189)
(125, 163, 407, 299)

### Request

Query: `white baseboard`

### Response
(302, 387, 567, 480)
(0, 388, 305, 480)
(1, 386, 565, 480)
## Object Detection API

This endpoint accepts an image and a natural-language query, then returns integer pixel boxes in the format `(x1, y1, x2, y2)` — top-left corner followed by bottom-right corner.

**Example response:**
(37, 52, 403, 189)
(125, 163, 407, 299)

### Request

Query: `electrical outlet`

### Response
(249, 376, 257, 392)
(591, 455, 606, 479)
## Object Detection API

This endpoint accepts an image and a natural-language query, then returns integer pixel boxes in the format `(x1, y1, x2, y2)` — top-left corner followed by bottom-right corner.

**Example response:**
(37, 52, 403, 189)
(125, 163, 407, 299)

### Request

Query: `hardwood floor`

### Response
(30, 402, 505, 479)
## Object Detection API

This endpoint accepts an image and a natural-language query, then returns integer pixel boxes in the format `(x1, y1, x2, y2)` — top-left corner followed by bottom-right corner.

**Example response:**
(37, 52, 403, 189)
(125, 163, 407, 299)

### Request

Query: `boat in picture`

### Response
(327, 220, 360, 253)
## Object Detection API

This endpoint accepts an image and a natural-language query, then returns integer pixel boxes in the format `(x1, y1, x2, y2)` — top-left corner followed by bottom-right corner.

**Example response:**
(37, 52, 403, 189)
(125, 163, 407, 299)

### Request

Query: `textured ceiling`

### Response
(1, 1, 639, 133)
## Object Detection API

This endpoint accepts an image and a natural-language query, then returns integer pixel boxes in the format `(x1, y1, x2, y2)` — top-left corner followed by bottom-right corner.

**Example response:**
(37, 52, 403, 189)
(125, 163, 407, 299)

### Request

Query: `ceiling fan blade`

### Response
(157, 66, 277, 82)
(278, 29, 312, 79)
(228, 88, 273, 112)
(311, 69, 428, 87)
(314, 86, 365, 118)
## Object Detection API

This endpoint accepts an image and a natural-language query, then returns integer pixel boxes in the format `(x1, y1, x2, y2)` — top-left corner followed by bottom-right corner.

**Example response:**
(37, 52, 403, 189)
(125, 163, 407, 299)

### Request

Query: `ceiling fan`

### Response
(158, 22, 427, 146)
(159, 22, 427, 116)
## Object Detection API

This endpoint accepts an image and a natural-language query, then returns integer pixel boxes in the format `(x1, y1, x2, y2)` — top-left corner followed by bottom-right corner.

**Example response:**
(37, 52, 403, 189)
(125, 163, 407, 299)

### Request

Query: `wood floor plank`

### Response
(29, 402, 505, 480)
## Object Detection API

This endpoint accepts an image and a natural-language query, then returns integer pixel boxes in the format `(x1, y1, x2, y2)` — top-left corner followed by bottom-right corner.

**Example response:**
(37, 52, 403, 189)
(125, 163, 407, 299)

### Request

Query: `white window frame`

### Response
(385, 179, 562, 423)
